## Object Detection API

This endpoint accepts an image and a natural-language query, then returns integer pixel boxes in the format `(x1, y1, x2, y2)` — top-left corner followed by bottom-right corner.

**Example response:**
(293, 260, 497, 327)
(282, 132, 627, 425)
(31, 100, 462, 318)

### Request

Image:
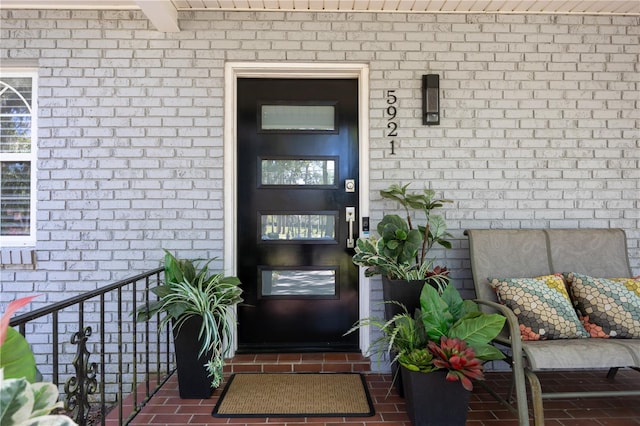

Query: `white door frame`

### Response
(223, 62, 371, 355)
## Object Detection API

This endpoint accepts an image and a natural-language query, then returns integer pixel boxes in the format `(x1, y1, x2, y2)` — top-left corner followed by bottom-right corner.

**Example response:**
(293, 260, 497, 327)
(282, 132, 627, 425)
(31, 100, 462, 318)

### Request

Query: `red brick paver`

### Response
(108, 354, 640, 426)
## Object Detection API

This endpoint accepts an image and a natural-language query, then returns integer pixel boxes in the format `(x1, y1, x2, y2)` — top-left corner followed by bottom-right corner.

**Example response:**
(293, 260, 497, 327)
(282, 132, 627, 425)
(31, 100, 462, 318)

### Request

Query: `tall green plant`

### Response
(136, 250, 243, 388)
(380, 183, 452, 266)
(352, 183, 453, 281)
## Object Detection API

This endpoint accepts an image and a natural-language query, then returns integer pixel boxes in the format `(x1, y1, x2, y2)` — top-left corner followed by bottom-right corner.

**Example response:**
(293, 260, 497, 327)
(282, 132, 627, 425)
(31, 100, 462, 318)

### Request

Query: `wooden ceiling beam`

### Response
(135, 0, 180, 32)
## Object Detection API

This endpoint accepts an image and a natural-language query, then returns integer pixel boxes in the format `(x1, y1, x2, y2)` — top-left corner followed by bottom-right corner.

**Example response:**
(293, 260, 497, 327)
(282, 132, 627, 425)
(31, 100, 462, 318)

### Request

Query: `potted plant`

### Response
(346, 282, 506, 425)
(136, 250, 242, 398)
(352, 183, 452, 321)
(352, 183, 453, 395)
(0, 296, 78, 426)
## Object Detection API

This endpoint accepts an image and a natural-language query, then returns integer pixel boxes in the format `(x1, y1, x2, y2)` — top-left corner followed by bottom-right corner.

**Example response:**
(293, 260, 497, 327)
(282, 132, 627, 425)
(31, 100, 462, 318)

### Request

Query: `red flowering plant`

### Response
(427, 337, 484, 391)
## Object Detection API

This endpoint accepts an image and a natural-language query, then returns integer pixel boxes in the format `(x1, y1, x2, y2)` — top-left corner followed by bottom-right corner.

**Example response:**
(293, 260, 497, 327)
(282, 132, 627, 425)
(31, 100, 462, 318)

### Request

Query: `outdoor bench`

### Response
(465, 228, 640, 426)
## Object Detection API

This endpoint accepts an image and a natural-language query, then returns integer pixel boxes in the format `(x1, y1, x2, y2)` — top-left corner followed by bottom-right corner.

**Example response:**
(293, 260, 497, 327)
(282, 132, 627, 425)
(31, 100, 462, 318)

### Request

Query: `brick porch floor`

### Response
(109, 353, 640, 425)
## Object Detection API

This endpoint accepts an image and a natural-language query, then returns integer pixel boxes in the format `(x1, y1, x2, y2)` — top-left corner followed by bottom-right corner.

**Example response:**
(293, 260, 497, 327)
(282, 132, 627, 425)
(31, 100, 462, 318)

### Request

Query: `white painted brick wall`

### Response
(0, 9, 639, 375)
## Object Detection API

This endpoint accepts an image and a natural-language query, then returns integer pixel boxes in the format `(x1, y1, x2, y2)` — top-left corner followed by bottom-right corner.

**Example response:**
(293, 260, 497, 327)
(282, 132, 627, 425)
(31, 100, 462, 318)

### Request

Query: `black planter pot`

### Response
(381, 277, 425, 321)
(382, 277, 425, 397)
(172, 316, 215, 399)
(401, 366, 471, 426)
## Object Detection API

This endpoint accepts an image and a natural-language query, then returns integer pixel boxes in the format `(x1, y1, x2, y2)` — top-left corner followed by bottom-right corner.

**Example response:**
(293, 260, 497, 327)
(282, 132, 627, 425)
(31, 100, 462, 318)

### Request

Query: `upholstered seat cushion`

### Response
(565, 273, 640, 338)
(490, 275, 589, 341)
(523, 338, 640, 370)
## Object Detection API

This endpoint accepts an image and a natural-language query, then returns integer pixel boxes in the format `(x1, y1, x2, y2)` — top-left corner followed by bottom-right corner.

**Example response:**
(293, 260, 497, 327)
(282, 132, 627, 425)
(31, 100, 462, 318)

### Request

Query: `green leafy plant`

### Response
(0, 296, 38, 382)
(347, 282, 506, 391)
(0, 297, 78, 425)
(352, 183, 453, 283)
(380, 183, 453, 262)
(398, 348, 435, 373)
(345, 301, 426, 367)
(0, 372, 78, 426)
(136, 250, 243, 389)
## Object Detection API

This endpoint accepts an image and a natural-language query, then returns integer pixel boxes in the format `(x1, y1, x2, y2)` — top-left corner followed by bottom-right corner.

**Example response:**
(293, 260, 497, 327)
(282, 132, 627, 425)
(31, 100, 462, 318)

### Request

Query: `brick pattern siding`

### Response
(1, 9, 638, 375)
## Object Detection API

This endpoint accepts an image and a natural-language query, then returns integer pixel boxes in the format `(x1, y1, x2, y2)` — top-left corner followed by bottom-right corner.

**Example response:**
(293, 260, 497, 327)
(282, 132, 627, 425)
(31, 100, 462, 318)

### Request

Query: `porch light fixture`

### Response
(422, 74, 440, 125)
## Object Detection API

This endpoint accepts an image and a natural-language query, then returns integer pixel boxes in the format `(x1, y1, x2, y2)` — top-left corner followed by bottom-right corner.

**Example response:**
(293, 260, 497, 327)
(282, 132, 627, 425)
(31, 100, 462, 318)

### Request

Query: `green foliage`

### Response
(351, 238, 450, 289)
(420, 283, 506, 362)
(136, 250, 243, 389)
(380, 183, 453, 257)
(352, 183, 453, 281)
(344, 301, 425, 368)
(377, 215, 422, 265)
(0, 328, 37, 383)
(398, 348, 436, 373)
(0, 372, 77, 426)
(0, 297, 76, 425)
(347, 282, 506, 389)
(0, 295, 39, 383)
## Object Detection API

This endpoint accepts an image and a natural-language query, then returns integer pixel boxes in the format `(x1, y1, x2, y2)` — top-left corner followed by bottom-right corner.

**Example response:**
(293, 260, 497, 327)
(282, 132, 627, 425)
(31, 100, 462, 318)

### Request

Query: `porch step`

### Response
(224, 353, 371, 374)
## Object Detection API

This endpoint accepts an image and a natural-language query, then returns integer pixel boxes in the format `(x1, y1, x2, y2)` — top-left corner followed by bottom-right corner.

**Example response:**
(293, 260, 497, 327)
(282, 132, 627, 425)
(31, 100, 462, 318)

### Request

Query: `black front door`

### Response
(236, 78, 359, 352)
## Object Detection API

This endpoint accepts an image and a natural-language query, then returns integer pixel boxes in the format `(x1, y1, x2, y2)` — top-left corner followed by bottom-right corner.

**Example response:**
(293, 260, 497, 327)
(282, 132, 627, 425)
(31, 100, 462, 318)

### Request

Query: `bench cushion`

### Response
(611, 340, 640, 367)
(523, 338, 640, 370)
(565, 273, 640, 338)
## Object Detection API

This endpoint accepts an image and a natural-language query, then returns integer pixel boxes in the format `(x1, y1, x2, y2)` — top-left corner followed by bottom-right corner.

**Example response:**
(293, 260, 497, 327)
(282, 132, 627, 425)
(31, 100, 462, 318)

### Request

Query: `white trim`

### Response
(223, 62, 371, 355)
(0, 68, 38, 248)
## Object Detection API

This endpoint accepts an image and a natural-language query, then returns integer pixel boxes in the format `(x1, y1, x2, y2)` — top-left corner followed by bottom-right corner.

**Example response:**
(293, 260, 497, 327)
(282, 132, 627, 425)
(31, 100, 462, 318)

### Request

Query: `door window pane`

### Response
(261, 105, 335, 131)
(261, 159, 335, 186)
(261, 214, 336, 241)
(261, 269, 336, 296)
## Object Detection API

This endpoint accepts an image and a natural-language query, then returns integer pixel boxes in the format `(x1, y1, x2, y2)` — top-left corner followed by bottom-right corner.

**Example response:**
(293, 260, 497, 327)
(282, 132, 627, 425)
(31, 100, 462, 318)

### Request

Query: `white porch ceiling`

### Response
(2, 0, 639, 32)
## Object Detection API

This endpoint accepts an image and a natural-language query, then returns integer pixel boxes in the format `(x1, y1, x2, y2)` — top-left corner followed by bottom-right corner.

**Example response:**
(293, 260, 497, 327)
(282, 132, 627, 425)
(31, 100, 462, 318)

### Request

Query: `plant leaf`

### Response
(29, 382, 64, 418)
(379, 183, 411, 207)
(440, 283, 465, 322)
(0, 328, 37, 383)
(0, 376, 33, 424)
(0, 296, 38, 347)
(448, 312, 506, 351)
(22, 414, 78, 425)
(419, 284, 452, 342)
(470, 342, 505, 361)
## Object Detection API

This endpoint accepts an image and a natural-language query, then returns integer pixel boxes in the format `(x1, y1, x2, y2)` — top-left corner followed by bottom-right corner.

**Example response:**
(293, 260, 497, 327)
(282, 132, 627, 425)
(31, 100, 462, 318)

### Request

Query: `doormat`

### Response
(212, 373, 375, 418)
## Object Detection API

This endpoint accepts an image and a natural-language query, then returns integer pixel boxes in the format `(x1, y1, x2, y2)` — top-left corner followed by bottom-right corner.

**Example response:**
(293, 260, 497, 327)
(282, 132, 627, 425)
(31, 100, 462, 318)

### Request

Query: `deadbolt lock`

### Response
(345, 179, 355, 193)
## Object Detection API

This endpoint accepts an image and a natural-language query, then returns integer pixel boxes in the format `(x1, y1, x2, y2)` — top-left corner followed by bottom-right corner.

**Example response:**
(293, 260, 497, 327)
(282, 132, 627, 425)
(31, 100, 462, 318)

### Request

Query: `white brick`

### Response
(1, 9, 638, 378)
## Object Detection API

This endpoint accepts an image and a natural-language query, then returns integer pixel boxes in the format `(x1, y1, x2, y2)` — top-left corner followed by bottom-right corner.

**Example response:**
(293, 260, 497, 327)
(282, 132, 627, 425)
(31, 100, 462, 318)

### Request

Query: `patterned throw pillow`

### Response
(564, 272, 640, 338)
(490, 275, 589, 341)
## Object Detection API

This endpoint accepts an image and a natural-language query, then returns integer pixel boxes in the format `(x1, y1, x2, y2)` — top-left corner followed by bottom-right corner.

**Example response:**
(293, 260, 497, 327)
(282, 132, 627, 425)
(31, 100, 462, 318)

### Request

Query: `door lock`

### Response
(346, 207, 356, 248)
(345, 179, 355, 193)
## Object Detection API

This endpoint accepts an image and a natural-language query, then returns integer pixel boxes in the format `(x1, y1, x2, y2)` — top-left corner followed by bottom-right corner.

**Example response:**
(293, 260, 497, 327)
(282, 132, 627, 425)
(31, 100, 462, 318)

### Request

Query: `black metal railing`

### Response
(9, 267, 175, 425)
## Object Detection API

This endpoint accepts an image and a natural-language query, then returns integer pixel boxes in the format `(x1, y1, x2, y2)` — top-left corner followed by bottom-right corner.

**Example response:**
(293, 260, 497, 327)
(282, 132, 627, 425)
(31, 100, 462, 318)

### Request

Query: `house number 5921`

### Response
(386, 89, 397, 155)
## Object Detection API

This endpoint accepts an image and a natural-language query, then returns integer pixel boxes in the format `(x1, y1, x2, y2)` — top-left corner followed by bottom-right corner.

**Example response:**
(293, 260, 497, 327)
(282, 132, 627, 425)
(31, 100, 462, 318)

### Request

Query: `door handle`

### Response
(346, 207, 356, 248)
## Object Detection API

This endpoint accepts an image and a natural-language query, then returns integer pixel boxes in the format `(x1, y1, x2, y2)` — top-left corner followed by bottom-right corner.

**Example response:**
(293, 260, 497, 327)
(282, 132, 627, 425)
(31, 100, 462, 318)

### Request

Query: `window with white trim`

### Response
(0, 70, 37, 247)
